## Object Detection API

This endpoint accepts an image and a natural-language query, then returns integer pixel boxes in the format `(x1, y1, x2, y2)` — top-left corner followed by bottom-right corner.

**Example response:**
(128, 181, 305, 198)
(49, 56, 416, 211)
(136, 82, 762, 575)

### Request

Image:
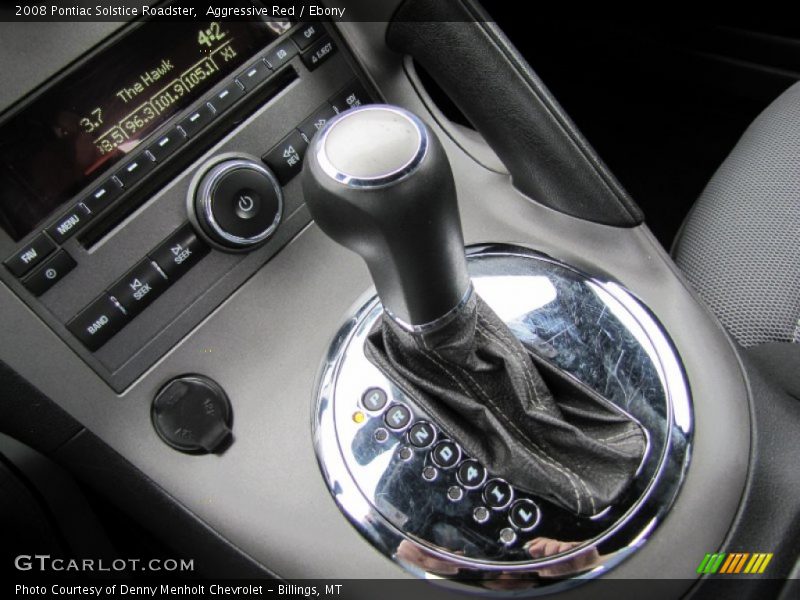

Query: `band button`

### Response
(67, 295, 128, 351)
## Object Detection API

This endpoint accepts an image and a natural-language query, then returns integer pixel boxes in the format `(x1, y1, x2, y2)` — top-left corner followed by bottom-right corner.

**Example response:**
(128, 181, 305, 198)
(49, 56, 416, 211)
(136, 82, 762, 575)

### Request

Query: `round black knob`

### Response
(151, 375, 233, 454)
(302, 105, 470, 328)
(192, 158, 282, 250)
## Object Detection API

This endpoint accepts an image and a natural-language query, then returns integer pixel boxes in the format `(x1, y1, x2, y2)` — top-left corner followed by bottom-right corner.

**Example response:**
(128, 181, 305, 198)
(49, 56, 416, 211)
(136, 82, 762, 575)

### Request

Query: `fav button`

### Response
(108, 258, 168, 317)
(3, 233, 56, 277)
(21, 250, 76, 296)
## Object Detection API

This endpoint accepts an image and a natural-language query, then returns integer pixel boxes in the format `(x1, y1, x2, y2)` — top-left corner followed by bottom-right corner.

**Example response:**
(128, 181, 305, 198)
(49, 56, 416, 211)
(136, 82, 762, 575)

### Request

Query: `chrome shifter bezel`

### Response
(312, 245, 692, 592)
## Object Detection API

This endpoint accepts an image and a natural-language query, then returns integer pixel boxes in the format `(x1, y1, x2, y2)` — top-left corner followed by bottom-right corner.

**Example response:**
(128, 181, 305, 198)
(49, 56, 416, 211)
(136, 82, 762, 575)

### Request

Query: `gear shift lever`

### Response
(303, 105, 647, 516)
(302, 105, 471, 328)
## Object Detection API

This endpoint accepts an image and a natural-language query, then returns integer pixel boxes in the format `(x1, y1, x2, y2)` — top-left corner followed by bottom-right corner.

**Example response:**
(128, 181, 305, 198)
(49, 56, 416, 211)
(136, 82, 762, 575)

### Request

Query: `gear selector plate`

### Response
(313, 246, 692, 592)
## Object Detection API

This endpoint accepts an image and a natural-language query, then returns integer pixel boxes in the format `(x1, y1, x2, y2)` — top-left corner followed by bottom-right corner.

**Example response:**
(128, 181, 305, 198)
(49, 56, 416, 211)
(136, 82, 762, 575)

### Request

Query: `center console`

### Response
(0, 1, 754, 593)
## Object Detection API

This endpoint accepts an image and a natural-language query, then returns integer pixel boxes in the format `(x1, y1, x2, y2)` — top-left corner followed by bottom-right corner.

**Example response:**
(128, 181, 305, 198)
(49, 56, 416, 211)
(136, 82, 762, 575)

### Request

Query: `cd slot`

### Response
(79, 66, 299, 249)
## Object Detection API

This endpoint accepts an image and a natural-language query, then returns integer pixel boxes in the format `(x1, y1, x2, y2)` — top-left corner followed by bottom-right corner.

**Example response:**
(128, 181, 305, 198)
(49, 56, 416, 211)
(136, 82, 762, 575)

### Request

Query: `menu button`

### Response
(46, 203, 92, 244)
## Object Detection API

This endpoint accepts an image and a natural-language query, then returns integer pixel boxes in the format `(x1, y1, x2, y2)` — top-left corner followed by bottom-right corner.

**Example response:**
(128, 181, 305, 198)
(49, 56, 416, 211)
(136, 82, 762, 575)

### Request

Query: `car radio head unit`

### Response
(0, 16, 290, 241)
(0, 3, 375, 392)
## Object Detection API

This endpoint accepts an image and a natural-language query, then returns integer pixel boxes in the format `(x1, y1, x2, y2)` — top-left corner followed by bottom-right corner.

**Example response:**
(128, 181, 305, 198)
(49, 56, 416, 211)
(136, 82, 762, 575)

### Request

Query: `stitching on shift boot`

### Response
(426, 328, 589, 514)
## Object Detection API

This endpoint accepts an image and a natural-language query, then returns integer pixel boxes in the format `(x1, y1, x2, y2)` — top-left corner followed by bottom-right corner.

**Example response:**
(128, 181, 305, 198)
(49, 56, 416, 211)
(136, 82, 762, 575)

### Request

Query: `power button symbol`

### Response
(238, 195, 254, 213)
(234, 189, 261, 220)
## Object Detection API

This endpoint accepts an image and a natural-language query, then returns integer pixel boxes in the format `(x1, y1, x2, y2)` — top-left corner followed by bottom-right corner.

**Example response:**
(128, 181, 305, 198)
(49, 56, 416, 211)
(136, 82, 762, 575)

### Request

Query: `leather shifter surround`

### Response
(302, 104, 647, 517)
(366, 292, 647, 516)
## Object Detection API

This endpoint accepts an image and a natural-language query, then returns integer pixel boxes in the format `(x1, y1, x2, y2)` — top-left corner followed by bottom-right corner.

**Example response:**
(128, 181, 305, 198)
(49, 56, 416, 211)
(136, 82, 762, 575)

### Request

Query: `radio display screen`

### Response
(0, 16, 290, 241)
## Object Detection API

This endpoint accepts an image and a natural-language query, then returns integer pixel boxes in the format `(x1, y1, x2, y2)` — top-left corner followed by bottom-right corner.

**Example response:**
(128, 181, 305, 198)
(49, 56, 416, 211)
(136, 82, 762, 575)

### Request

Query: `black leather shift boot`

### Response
(365, 292, 647, 516)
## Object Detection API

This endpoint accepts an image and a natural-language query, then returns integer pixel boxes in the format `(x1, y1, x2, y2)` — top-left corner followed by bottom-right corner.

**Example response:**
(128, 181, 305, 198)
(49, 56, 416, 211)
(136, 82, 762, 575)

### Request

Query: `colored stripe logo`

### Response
(697, 552, 773, 574)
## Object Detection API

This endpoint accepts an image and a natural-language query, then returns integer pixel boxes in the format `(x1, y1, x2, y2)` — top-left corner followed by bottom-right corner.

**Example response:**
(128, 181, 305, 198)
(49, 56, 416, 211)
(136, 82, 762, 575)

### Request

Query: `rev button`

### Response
(262, 130, 308, 185)
(108, 259, 168, 317)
